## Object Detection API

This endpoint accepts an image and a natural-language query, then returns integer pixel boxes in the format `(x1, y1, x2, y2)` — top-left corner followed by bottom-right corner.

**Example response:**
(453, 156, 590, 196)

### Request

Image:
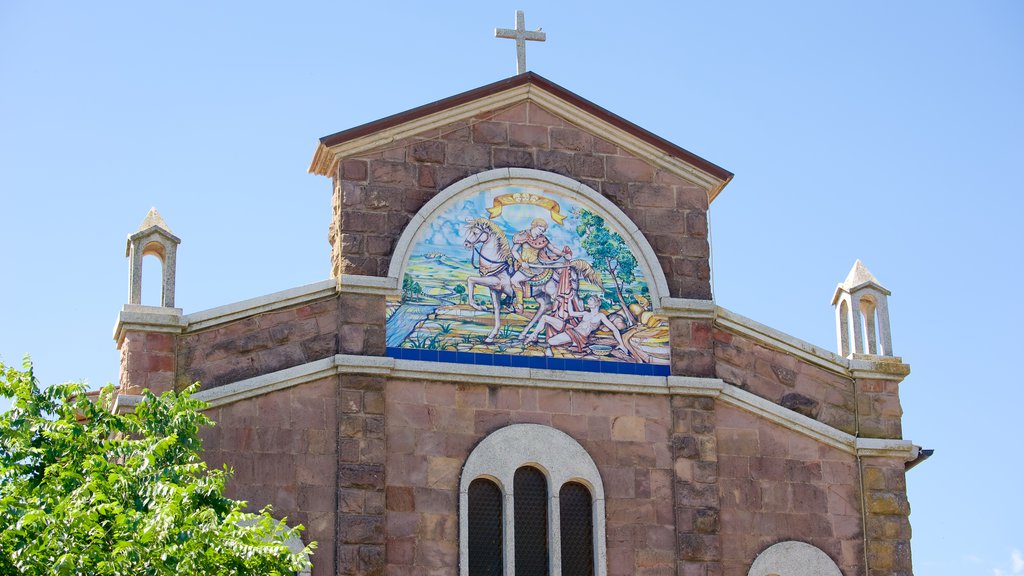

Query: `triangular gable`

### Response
(309, 72, 733, 201)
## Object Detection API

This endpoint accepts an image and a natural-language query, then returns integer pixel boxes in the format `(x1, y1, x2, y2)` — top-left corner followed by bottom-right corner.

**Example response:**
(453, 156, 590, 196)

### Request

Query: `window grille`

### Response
(559, 482, 594, 576)
(514, 466, 549, 576)
(468, 478, 503, 576)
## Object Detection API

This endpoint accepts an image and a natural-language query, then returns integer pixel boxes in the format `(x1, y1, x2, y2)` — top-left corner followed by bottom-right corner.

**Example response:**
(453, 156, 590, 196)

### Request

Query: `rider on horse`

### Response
(511, 218, 571, 313)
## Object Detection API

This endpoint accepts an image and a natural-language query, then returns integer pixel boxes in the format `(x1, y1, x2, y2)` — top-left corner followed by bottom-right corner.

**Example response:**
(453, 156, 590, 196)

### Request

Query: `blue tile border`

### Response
(385, 347, 669, 377)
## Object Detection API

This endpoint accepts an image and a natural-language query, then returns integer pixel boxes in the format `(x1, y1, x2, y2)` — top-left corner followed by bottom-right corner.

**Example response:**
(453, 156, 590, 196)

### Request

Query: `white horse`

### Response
(462, 218, 602, 343)
(462, 218, 516, 342)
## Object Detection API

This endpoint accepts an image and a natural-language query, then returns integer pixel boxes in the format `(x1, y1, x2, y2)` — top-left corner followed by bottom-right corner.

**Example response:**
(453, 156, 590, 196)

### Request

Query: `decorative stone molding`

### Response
(337, 274, 400, 297)
(192, 356, 338, 408)
(113, 304, 186, 345)
(384, 167, 671, 307)
(111, 393, 144, 414)
(659, 297, 716, 319)
(849, 355, 911, 381)
(459, 423, 607, 576)
(715, 307, 850, 375)
(183, 279, 336, 332)
(192, 354, 918, 461)
(747, 540, 842, 576)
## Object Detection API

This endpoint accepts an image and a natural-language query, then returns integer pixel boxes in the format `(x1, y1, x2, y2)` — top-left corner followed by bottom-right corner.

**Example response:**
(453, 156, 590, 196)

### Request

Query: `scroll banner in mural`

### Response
(386, 185, 669, 376)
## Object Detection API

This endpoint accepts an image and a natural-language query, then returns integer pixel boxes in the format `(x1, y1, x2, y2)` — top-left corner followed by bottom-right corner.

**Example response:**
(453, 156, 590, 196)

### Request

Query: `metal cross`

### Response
(494, 10, 546, 75)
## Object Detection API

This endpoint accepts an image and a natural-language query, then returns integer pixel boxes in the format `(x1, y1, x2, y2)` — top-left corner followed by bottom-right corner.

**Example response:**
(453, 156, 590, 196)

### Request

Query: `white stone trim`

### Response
(191, 354, 917, 461)
(194, 356, 338, 408)
(459, 423, 607, 576)
(718, 383, 857, 453)
(310, 84, 533, 176)
(338, 274, 400, 297)
(855, 437, 919, 460)
(748, 540, 842, 576)
(660, 297, 716, 319)
(385, 167, 670, 306)
(666, 375, 723, 396)
(849, 355, 911, 381)
(112, 393, 144, 414)
(391, 359, 670, 395)
(113, 304, 187, 344)
(715, 307, 851, 374)
(308, 83, 729, 198)
(526, 86, 724, 195)
(182, 279, 337, 332)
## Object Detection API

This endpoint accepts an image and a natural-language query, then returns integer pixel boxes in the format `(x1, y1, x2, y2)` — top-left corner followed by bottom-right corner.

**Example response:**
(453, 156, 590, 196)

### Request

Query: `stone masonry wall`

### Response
(713, 327, 858, 435)
(329, 100, 712, 299)
(672, 395, 722, 576)
(384, 380, 675, 576)
(199, 377, 339, 575)
(336, 374, 388, 576)
(716, 404, 863, 576)
(119, 331, 176, 395)
(861, 456, 913, 576)
(856, 378, 904, 440)
(176, 297, 338, 389)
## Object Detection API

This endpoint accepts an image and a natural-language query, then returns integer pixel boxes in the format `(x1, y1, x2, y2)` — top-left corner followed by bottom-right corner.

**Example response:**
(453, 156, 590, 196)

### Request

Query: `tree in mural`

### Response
(401, 273, 422, 303)
(575, 209, 638, 326)
(452, 284, 466, 303)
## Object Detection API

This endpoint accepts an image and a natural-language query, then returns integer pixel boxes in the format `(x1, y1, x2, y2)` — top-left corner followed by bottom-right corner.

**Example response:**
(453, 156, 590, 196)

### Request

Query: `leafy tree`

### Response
(453, 284, 466, 303)
(0, 358, 313, 575)
(575, 209, 638, 325)
(402, 273, 423, 303)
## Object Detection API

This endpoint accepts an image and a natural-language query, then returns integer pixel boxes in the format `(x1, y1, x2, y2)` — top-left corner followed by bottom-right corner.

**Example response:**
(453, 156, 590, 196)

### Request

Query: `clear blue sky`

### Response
(1, 2, 1021, 573)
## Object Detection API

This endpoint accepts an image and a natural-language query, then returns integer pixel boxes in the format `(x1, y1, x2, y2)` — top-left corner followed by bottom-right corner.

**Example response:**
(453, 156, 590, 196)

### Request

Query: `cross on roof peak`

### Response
(494, 10, 546, 75)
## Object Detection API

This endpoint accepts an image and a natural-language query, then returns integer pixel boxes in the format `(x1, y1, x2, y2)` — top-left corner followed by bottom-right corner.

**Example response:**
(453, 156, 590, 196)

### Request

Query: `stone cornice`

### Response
(714, 307, 851, 374)
(191, 354, 917, 461)
(338, 274, 401, 298)
(659, 297, 716, 319)
(113, 305, 187, 345)
(183, 280, 337, 332)
(111, 393, 144, 414)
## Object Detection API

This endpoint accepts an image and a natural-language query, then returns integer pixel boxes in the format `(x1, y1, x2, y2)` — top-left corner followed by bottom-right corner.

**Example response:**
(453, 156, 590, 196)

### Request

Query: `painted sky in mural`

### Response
(386, 185, 669, 369)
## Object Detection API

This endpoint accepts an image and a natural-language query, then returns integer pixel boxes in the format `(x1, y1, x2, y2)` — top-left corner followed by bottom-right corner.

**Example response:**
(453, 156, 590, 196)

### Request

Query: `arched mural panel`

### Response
(385, 176, 669, 376)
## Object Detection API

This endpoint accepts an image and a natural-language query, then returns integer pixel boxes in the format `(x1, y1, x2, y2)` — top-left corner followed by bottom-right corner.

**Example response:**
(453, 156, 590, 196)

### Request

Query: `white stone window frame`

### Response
(747, 540, 842, 576)
(459, 423, 607, 576)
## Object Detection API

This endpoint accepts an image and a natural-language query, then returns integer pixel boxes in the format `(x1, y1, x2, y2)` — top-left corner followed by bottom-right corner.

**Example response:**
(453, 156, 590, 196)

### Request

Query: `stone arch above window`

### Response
(459, 423, 607, 576)
(747, 541, 842, 576)
(384, 168, 672, 376)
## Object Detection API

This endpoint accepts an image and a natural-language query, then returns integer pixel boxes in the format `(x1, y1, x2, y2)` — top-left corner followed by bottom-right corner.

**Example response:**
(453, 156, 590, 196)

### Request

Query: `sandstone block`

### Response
(411, 140, 445, 163)
(472, 121, 507, 144)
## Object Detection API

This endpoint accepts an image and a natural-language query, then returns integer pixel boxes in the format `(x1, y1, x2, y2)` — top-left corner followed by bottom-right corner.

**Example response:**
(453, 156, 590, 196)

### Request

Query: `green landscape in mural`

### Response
(386, 185, 670, 371)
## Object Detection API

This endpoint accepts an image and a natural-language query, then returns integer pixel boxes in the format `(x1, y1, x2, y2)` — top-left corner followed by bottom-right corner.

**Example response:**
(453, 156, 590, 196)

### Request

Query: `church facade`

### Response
(113, 73, 922, 576)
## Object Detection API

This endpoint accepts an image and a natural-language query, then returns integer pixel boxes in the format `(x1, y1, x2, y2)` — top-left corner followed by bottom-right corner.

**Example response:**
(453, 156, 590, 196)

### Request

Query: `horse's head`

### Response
(463, 219, 489, 249)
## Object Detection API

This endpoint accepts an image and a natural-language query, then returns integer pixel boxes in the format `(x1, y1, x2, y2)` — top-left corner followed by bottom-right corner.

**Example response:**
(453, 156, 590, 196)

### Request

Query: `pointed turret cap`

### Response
(832, 260, 890, 304)
(135, 207, 173, 234)
(126, 207, 181, 256)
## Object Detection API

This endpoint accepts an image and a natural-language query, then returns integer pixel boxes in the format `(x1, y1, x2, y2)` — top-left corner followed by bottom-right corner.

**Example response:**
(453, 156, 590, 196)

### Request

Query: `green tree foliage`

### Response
(453, 284, 466, 302)
(402, 273, 423, 302)
(574, 209, 638, 325)
(0, 359, 313, 575)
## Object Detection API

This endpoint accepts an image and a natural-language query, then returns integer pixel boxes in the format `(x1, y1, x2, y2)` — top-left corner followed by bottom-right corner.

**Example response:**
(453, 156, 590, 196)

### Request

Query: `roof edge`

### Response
(310, 72, 733, 196)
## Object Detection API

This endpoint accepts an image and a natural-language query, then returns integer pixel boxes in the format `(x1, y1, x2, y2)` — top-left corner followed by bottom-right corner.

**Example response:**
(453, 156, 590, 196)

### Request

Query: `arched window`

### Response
(468, 478, 503, 576)
(559, 482, 594, 576)
(459, 424, 607, 576)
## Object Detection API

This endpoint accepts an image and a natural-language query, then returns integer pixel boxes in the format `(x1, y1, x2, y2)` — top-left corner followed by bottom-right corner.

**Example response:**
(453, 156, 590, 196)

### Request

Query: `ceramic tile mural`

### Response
(386, 185, 670, 375)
